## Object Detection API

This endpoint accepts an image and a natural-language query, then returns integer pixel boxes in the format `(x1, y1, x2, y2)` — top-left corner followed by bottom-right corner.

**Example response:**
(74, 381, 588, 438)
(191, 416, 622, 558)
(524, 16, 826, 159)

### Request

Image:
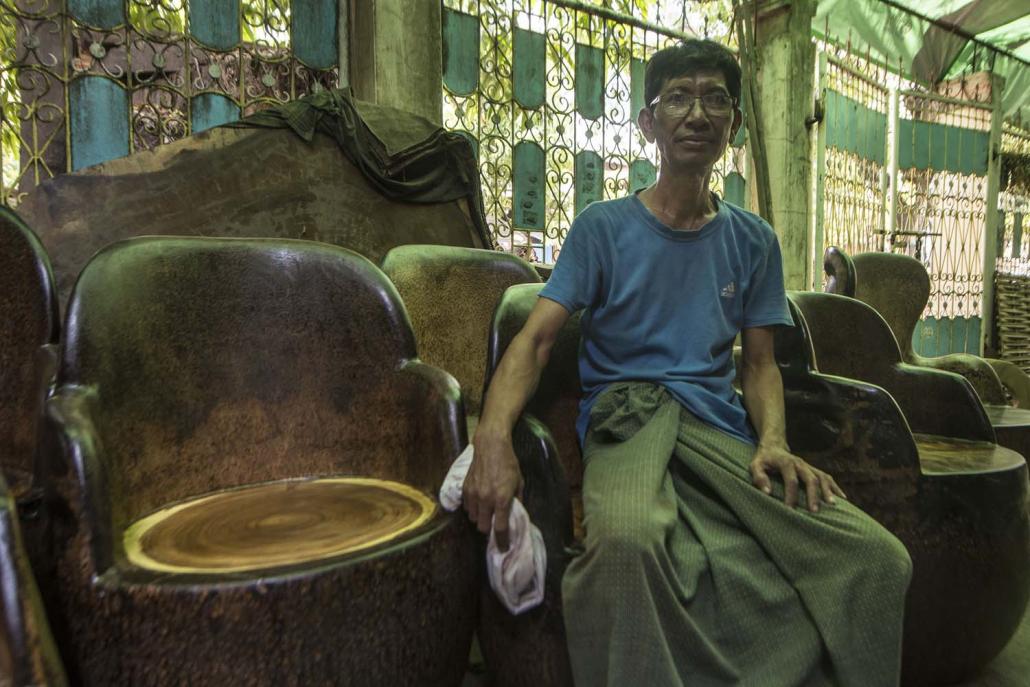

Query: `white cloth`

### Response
(439, 444, 547, 615)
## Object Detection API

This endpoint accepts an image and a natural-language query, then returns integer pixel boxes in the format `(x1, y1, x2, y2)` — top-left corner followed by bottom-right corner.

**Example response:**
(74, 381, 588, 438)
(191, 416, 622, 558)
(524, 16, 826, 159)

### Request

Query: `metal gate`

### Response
(995, 123, 1030, 369)
(0, 0, 339, 206)
(441, 0, 746, 262)
(814, 42, 998, 356)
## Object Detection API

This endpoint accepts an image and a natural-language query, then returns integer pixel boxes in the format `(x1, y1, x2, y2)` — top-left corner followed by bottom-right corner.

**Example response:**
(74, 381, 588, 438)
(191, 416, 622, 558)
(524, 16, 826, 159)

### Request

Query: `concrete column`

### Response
(752, 0, 817, 290)
(338, 0, 350, 86)
(349, 0, 443, 125)
(981, 72, 1006, 355)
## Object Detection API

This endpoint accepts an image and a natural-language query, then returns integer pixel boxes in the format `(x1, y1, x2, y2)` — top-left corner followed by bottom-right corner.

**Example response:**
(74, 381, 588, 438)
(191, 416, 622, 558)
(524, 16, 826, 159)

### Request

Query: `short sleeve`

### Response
(742, 232, 794, 328)
(539, 212, 603, 313)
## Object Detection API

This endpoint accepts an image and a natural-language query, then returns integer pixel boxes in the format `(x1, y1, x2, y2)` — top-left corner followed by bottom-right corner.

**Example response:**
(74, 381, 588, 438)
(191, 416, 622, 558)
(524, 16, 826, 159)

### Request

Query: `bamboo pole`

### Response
(733, 0, 774, 223)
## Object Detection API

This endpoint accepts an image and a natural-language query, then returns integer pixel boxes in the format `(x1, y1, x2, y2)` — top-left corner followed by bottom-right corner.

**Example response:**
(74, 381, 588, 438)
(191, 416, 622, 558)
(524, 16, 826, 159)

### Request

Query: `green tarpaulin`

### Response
(815, 0, 1030, 123)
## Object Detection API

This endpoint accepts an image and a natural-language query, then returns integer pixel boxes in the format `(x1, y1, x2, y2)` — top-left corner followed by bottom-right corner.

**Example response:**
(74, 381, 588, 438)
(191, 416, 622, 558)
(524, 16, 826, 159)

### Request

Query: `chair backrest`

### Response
(788, 290, 904, 388)
(822, 246, 856, 298)
(381, 245, 541, 416)
(850, 251, 929, 362)
(59, 237, 462, 530)
(486, 284, 585, 488)
(0, 476, 66, 686)
(774, 298, 819, 383)
(0, 208, 59, 498)
(790, 290, 995, 441)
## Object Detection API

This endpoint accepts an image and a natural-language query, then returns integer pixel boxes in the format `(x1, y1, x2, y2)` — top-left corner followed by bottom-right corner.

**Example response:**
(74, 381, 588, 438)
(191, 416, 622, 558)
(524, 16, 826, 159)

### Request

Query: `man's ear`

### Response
(637, 106, 656, 143)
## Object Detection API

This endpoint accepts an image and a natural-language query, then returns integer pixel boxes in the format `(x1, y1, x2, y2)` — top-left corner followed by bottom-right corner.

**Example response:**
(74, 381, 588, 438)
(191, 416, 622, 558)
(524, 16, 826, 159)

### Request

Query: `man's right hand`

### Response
(462, 429, 524, 552)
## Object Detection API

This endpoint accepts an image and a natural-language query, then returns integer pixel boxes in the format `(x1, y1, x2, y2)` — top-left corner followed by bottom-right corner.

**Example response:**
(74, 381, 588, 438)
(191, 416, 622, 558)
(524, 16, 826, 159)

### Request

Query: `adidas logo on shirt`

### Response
(721, 281, 736, 299)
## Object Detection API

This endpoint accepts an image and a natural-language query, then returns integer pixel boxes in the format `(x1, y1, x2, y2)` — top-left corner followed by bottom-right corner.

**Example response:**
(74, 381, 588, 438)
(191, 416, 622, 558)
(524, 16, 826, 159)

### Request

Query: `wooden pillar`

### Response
(752, 0, 817, 290)
(349, 0, 443, 125)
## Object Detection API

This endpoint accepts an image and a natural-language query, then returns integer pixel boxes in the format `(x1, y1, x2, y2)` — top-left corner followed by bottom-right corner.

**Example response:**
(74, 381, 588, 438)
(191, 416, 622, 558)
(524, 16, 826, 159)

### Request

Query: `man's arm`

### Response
(463, 297, 571, 550)
(740, 326, 846, 511)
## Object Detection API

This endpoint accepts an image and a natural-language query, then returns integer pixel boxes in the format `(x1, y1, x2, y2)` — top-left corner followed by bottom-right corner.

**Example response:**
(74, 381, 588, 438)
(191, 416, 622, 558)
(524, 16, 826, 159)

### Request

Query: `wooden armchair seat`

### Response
(124, 477, 436, 574)
(789, 290, 1030, 685)
(479, 284, 1029, 687)
(45, 237, 476, 686)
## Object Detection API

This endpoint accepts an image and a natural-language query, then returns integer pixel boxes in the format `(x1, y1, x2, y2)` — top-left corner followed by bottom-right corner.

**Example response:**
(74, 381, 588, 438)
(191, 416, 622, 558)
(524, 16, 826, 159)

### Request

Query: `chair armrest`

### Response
(44, 384, 111, 576)
(885, 364, 995, 442)
(396, 360, 468, 492)
(917, 353, 1007, 405)
(986, 358, 1030, 408)
(0, 486, 67, 686)
(511, 414, 574, 580)
(783, 372, 920, 514)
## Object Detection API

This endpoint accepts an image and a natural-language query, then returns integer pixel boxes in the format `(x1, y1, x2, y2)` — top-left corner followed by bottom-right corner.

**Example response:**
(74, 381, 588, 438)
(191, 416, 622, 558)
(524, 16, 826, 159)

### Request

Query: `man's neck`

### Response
(639, 167, 717, 231)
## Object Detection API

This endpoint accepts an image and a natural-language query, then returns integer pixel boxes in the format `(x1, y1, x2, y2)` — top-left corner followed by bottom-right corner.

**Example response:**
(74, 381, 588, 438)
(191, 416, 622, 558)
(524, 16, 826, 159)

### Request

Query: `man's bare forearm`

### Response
(741, 358, 789, 450)
(476, 330, 552, 440)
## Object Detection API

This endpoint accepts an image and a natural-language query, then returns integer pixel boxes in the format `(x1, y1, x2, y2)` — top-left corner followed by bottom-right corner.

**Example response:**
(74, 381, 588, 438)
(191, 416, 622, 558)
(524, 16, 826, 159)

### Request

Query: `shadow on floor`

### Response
(461, 596, 1030, 687)
(954, 595, 1030, 687)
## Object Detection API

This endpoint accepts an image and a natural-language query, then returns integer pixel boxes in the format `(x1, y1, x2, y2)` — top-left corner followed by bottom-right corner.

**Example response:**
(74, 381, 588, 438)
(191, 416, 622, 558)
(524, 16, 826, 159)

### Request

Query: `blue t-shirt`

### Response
(539, 193, 793, 446)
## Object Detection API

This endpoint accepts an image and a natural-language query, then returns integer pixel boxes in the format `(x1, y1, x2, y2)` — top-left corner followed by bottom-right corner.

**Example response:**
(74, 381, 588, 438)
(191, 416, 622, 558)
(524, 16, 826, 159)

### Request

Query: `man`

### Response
(464, 39, 912, 686)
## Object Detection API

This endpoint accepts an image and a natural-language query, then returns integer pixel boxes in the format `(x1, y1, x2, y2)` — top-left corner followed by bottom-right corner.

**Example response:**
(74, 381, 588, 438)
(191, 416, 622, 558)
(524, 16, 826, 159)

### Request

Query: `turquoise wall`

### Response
(912, 316, 981, 356)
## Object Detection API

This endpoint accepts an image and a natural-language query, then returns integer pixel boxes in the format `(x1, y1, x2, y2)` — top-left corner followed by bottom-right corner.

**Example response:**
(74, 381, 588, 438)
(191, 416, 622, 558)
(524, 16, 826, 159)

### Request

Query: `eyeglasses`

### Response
(649, 91, 736, 117)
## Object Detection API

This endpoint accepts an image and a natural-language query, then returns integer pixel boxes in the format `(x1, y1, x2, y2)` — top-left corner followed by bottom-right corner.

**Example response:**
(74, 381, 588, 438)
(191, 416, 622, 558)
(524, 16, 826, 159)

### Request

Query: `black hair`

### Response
(644, 39, 742, 108)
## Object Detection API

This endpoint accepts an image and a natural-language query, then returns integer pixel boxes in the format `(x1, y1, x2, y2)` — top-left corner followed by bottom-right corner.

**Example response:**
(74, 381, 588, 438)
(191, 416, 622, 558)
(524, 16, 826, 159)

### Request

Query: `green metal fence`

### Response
(441, 0, 744, 261)
(814, 40, 998, 357)
(0, 0, 339, 206)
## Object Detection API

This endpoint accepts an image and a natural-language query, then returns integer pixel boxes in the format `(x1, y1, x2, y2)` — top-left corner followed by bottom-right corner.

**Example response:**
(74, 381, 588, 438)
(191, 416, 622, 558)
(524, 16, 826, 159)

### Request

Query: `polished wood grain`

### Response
(985, 404, 1030, 429)
(914, 435, 1025, 476)
(125, 478, 436, 574)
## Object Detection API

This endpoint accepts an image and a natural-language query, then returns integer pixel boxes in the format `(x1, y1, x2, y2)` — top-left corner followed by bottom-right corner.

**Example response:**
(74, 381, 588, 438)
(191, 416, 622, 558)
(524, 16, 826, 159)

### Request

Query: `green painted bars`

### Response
(62, 0, 339, 172)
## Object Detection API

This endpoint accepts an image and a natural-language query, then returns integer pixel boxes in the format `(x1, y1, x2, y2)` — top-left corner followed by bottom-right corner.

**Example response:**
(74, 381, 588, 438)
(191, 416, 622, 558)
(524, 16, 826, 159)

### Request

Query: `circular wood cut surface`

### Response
(124, 478, 437, 574)
(914, 434, 1025, 476)
(985, 404, 1030, 428)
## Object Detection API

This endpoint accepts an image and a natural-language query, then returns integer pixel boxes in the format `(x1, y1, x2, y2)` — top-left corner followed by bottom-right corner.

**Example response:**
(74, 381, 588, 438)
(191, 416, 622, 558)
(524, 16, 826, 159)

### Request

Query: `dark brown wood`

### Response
(790, 291, 996, 442)
(790, 290, 1030, 685)
(915, 434, 1025, 474)
(0, 207, 59, 504)
(822, 245, 856, 297)
(17, 117, 490, 315)
(45, 237, 477, 686)
(0, 476, 66, 686)
(847, 251, 1008, 404)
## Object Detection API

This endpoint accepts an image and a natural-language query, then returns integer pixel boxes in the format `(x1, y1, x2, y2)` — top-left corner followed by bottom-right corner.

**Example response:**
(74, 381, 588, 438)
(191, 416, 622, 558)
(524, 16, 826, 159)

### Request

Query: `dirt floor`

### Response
(462, 597, 1030, 686)
(955, 597, 1030, 687)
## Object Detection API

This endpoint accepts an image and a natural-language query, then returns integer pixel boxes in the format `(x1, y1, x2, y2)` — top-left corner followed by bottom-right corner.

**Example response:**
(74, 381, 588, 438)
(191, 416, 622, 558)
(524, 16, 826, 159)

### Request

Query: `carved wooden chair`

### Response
(823, 247, 1014, 405)
(823, 246, 1030, 465)
(789, 290, 1029, 684)
(0, 207, 59, 523)
(44, 237, 476, 686)
(480, 283, 1029, 687)
(0, 473, 66, 686)
(381, 245, 542, 432)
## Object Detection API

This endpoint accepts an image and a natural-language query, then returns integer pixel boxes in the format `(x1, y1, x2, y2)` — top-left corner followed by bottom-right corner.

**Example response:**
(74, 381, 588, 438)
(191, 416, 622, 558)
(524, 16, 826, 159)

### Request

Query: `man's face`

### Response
(638, 69, 742, 172)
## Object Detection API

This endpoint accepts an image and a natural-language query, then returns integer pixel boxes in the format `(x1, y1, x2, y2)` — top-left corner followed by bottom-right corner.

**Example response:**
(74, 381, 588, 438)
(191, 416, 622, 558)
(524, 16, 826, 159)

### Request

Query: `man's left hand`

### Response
(749, 445, 847, 512)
